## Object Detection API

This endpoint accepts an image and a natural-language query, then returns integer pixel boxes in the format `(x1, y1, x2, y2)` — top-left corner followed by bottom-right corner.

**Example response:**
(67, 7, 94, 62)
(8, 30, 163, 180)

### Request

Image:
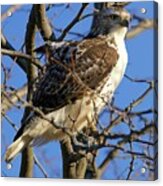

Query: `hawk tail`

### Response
(5, 112, 40, 162)
(5, 133, 32, 163)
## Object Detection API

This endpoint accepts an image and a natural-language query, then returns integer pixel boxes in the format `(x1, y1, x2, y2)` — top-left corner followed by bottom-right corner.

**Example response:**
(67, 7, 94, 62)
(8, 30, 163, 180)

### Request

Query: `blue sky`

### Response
(1, 1, 157, 180)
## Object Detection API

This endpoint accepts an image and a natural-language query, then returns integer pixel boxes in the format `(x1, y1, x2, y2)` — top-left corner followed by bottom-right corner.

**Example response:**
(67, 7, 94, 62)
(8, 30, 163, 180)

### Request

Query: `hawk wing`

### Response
(33, 37, 118, 113)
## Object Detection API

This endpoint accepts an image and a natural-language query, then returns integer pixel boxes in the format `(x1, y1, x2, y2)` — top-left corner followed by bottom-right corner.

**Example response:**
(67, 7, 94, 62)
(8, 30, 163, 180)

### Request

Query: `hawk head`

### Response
(87, 8, 131, 38)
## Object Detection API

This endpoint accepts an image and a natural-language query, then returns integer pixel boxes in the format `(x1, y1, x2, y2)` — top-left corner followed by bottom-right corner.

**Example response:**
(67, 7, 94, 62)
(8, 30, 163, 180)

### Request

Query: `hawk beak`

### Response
(120, 20, 129, 27)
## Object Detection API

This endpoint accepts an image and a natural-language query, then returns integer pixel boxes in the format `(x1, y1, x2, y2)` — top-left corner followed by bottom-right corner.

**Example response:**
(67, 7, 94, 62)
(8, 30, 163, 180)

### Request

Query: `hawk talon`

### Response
(72, 135, 96, 151)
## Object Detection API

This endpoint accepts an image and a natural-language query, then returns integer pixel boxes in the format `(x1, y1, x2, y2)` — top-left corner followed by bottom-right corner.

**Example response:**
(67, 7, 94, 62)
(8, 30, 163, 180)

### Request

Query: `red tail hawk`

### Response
(5, 8, 131, 162)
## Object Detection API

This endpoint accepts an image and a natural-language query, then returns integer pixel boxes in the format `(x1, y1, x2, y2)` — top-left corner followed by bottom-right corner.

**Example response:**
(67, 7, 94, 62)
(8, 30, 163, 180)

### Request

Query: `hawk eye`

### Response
(110, 14, 119, 20)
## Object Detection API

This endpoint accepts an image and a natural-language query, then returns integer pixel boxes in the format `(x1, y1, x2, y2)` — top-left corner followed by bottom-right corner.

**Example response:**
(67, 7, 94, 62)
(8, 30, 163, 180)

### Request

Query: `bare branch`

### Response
(61, 138, 76, 178)
(19, 148, 33, 177)
(107, 84, 153, 131)
(2, 113, 19, 131)
(19, 5, 37, 178)
(1, 48, 42, 70)
(126, 143, 135, 180)
(33, 154, 48, 178)
(34, 4, 56, 41)
(58, 3, 88, 41)
(127, 19, 157, 39)
(96, 124, 156, 179)
(1, 5, 22, 21)
(1, 84, 27, 114)
(1, 33, 28, 73)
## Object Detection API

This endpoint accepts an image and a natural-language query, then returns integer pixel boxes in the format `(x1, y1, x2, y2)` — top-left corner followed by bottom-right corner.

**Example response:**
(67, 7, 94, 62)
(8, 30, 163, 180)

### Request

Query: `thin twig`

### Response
(1, 33, 28, 73)
(58, 3, 88, 41)
(33, 154, 48, 178)
(1, 5, 22, 21)
(95, 124, 156, 179)
(1, 48, 42, 70)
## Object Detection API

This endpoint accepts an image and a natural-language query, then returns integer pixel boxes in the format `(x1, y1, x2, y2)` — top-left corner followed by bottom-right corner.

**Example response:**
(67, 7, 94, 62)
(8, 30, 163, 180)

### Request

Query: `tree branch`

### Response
(58, 3, 88, 41)
(34, 4, 56, 41)
(1, 33, 28, 73)
(1, 84, 27, 114)
(127, 19, 157, 39)
(61, 138, 76, 178)
(61, 138, 88, 179)
(1, 5, 22, 21)
(107, 84, 153, 131)
(19, 5, 37, 178)
(95, 124, 156, 179)
(1, 48, 42, 70)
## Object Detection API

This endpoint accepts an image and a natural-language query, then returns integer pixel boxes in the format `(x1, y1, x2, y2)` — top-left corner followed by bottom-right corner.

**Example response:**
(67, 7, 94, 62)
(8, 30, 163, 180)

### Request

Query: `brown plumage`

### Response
(5, 8, 131, 163)
(33, 37, 118, 113)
